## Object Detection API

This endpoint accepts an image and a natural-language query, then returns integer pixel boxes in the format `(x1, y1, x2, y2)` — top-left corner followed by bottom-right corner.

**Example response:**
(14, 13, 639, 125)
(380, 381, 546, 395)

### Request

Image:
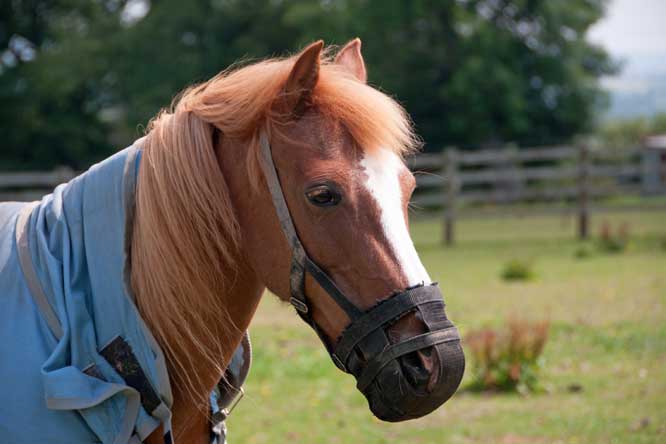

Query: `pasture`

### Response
(230, 209, 665, 444)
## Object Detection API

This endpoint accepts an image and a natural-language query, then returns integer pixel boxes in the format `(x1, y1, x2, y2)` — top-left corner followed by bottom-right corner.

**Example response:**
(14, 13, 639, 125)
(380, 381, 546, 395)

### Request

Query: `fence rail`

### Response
(2, 143, 665, 245)
(408, 142, 666, 244)
(0, 169, 76, 188)
(0, 168, 77, 204)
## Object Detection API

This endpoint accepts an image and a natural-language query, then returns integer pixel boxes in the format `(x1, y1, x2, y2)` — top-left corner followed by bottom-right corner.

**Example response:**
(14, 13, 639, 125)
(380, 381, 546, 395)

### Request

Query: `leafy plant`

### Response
(500, 259, 535, 281)
(465, 318, 550, 393)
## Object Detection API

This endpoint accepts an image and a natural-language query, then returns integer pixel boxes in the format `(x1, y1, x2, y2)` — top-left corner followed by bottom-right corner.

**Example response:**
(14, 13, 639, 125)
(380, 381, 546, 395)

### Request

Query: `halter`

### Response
(258, 132, 464, 409)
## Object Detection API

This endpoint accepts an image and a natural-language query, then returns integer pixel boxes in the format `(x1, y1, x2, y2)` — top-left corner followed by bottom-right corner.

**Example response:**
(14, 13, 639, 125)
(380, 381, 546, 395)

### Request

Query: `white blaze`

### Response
(360, 149, 431, 287)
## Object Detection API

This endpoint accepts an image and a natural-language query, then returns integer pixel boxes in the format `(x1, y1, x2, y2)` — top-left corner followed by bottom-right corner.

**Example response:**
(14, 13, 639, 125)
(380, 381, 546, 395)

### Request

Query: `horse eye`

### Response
(305, 185, 341, 207)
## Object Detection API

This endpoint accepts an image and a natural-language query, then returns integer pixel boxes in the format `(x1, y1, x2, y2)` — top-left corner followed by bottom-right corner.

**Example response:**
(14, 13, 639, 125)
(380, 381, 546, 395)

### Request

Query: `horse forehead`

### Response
(358, 148, 409, 193)
(282, 112, 358, 161)
(349, 148, 411, 211)
(352, 148, 409, 228)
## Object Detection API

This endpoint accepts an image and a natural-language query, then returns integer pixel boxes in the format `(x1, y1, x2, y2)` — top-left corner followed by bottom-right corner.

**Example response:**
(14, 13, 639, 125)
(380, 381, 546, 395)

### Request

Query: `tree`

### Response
(338, 0, 616, 149)
(0, 0, 131, 169)
(1, 0, 616, 169)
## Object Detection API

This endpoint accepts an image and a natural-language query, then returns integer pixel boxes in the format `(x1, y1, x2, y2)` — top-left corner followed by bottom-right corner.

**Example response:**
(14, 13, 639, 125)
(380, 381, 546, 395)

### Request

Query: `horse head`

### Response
(216, 40, 465, 421)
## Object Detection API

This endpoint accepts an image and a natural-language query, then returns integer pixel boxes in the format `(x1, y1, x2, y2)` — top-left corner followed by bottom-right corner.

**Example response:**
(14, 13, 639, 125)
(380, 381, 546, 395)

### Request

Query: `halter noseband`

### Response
(258, 132, 463, 411)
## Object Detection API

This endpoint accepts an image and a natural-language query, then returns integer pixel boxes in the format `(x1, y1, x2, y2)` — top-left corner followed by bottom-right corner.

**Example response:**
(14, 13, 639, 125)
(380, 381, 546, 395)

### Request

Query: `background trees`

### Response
(1, 0, 615, 169)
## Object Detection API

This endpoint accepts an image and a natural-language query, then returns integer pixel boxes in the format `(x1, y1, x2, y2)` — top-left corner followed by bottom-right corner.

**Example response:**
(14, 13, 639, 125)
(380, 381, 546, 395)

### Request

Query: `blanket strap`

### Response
(15, 202, 64, 339)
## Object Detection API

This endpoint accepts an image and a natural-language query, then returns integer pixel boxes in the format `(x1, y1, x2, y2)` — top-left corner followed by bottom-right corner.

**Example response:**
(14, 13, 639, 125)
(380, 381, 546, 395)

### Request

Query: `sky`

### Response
(588, 0, 666, 78)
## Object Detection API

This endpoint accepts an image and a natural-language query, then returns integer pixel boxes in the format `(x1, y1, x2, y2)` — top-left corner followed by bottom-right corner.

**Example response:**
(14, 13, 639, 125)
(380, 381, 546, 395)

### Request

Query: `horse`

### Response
(0, 39, 464, 444)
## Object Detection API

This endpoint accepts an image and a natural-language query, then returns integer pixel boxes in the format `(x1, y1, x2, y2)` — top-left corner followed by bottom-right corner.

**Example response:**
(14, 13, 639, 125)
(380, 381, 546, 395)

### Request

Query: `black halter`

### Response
(258, 133, 463, 417)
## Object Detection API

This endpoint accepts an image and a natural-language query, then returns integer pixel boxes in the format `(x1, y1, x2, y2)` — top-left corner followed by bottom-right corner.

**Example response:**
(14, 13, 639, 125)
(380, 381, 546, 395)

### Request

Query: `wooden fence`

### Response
(407, 143, 666, 244)
(2, 143, 665, 245)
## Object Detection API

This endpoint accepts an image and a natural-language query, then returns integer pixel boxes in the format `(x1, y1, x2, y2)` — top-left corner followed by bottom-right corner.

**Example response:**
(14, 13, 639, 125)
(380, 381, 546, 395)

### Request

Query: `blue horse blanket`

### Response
(0, 145, 174, 443)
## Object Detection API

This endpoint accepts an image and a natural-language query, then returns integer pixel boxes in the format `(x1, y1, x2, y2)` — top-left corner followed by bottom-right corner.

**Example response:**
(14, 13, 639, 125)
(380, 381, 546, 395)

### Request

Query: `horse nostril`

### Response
(399, 348, 438, 392)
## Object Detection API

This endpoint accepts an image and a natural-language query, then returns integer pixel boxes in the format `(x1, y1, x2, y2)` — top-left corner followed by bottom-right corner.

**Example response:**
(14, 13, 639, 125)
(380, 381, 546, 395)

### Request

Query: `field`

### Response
(229, 209, 666, 444)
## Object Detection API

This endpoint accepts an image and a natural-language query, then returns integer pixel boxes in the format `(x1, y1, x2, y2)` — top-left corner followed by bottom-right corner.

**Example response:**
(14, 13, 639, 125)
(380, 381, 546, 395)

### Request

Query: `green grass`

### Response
(229, 210, 666, 444)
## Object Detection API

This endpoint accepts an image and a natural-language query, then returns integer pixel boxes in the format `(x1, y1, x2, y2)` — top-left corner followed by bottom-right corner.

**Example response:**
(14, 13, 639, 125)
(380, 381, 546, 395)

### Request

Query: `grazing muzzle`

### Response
(332, 283, 464, 421)
(259, 133, 465, 421)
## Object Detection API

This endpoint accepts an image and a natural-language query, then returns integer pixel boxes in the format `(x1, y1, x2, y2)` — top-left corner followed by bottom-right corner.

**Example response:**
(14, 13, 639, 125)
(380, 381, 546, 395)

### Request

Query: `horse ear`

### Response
(335, 38, 367, 83)
(281, 40, 324, 116)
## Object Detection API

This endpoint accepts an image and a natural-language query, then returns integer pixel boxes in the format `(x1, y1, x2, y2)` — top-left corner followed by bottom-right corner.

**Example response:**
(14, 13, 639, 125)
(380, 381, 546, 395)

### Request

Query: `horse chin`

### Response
(360, 341, 465, 422)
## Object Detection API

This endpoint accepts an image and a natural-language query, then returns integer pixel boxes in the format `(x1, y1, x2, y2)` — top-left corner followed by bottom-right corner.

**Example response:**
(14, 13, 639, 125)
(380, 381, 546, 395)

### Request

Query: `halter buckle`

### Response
(225, 386, 244, 416)
(290, 297, 309, 314)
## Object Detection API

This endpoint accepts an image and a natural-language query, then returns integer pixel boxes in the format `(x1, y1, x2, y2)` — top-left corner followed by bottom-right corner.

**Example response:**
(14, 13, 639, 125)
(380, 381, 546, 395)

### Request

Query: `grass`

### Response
(228, 209, 666, 444)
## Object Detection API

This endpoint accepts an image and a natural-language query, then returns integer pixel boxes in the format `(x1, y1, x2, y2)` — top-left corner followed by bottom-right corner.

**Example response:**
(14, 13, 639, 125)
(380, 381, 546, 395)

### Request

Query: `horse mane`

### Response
(130, 44, 418, 405)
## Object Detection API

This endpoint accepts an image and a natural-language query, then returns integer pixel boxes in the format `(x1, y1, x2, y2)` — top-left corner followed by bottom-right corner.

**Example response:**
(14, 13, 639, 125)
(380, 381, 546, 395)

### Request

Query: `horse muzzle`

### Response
(329, 283, 465, 422)
(365, 339, 465, 422)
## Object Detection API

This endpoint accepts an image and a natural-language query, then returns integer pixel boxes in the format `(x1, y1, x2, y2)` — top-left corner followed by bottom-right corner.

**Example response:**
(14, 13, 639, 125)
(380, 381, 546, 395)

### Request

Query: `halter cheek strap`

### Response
(258, 132, 363, 329)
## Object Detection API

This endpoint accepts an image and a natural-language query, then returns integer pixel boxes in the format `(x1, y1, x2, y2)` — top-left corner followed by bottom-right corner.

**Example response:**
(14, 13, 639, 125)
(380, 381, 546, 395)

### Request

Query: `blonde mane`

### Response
(130, 44, 418, 404)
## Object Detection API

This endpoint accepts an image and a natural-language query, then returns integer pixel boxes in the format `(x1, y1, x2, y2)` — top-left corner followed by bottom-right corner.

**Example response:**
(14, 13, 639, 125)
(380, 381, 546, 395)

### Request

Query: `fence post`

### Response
(641, 139, 665, 195)
(577, 142, 590, 240)
(506, 144, 523, 202)
(443, 147, 459, 245)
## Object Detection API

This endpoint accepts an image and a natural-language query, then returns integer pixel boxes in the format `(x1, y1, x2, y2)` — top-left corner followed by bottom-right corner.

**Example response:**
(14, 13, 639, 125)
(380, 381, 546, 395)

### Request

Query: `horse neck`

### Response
(130, 134, 265, 439)
(168, 258, 264, 441)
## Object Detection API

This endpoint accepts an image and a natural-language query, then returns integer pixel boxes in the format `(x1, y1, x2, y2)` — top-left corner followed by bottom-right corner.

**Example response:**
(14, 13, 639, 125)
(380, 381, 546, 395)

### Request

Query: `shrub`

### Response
(465, 318, 550, 393)
(574, 244, 593, 259)
(500, 259, 535, 281)
(597, 221, 630, 253)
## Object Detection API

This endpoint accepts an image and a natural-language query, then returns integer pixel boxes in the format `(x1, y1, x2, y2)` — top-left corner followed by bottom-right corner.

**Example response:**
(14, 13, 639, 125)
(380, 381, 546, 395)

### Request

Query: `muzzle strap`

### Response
(356, 327, 460, 392)
(332, 285, 444, 371)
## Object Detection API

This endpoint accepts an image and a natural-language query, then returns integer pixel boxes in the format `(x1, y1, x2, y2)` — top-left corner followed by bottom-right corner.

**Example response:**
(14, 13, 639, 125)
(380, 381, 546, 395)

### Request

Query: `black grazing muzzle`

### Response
(259, 133, 465, 421)
(331, 283, 464, 421)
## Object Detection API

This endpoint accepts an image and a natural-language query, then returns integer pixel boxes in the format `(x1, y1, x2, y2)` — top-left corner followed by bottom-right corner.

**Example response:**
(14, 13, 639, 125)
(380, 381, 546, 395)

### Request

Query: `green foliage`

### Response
(0, 0, 124, 169)
(501, 258, 535, 281)
(465, 318, 550, 393)
(2, 0, 615, 169)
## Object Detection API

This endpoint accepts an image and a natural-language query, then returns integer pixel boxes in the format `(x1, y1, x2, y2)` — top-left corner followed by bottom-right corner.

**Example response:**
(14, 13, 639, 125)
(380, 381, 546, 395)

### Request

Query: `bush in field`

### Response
(597, 221, 630, 253)
(500, 259, 535, 281)
(574, 244, 593, 259)
(466, 319, 550, 393)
